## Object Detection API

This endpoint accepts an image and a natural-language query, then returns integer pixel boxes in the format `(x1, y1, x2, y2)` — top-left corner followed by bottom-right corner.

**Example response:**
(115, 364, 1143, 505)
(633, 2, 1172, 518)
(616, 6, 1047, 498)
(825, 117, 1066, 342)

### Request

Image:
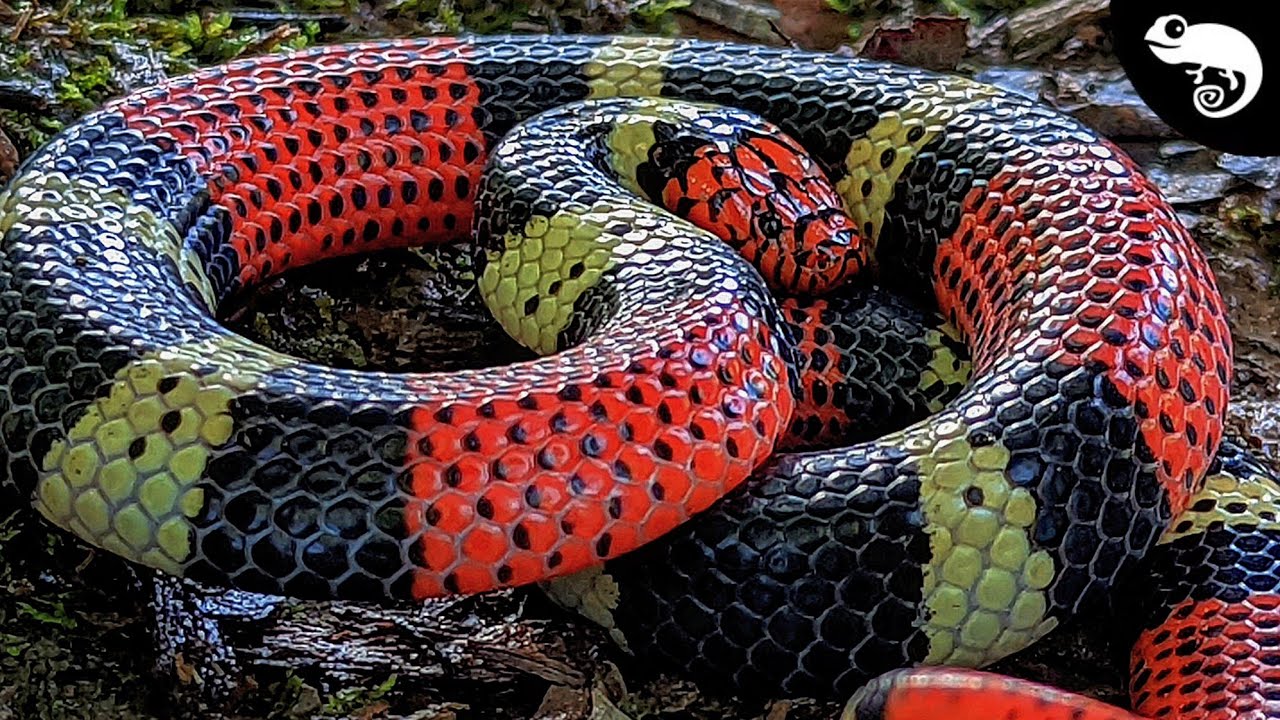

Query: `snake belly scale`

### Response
(0, 35, 1241, 712)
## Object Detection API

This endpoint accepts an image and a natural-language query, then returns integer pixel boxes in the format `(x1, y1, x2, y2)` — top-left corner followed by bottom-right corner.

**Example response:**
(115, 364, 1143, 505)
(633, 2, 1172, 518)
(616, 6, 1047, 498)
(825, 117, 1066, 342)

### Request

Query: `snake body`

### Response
(0, 35, 1262, 717)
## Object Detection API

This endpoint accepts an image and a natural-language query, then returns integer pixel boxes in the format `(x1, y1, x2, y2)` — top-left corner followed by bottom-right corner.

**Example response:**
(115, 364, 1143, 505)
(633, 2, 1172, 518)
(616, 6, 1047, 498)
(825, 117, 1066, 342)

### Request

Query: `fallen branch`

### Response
(1005, 0, 1109, 60)
(149, 577, 596, 717)
(0, 79, 53, 112)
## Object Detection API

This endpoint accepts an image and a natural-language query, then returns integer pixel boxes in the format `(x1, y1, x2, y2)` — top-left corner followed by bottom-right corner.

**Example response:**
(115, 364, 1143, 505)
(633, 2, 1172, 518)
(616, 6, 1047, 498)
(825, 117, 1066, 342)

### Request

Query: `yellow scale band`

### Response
(544, 51, 1036, 666)
(477, 95, 715, 356)
(607, 118, 657, 198)
(920, 324, 970, 413)
(527, 36, 686, 635)
(477, 209, 621, 355)
(39, 357, 231, 572)
(834, 80, 999, 251)
(583, 37, 677, 100)
(835, 109, 939, 251)
(835, 77, 1037, 667)
(0, 172, 217, 310)
(0, 170, 278, 573)
(605, 99, 726, 193)
(515, 38, 721, 631)
(34, 337, 287, 573)
(1160, 466, 1280, 542)
(908, 422, 1059, 667)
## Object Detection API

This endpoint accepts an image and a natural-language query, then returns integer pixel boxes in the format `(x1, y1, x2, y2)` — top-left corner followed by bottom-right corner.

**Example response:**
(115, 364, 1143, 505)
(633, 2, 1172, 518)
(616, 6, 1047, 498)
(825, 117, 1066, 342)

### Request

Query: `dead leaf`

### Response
(535, 684, 591, 720)
(857, 15, 969, 70)
(588, 683, 631, 720)
(172, 652, 200, 685)
(764, 700, 793, 720)
(0, 125, 18, 183)
(356, 700, 391, 720)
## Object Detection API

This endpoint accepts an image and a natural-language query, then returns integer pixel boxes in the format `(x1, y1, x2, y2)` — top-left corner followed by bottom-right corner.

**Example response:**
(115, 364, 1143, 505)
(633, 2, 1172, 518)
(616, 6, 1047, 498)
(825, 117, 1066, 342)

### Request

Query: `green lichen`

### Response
(2, 0, 321, 120)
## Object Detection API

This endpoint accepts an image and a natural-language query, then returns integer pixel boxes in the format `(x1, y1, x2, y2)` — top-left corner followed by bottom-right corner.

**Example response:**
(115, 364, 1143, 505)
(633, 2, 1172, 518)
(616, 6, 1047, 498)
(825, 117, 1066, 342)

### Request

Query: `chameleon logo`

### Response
(1145, 14, 1263, 119)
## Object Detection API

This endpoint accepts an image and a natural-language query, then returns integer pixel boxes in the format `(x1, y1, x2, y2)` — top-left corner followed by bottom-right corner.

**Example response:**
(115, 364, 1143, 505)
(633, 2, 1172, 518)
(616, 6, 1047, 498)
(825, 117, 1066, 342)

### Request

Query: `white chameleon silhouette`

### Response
(1145, 14, 1263, 119)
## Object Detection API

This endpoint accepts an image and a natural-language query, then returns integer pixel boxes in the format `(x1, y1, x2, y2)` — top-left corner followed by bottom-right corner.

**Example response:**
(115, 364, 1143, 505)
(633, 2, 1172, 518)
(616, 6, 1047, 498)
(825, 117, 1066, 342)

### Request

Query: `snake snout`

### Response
(789, 209, 864, 294)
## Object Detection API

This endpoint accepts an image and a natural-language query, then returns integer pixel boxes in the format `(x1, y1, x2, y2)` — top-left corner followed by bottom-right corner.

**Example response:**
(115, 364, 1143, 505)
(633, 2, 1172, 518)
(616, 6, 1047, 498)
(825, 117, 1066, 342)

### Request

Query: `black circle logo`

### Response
(1112, 1, 1280, 156)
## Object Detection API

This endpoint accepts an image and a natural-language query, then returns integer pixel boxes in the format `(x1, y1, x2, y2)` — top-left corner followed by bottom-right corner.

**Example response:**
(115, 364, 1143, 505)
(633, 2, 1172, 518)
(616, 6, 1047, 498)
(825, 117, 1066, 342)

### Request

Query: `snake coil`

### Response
(0, 35, 1269, 719)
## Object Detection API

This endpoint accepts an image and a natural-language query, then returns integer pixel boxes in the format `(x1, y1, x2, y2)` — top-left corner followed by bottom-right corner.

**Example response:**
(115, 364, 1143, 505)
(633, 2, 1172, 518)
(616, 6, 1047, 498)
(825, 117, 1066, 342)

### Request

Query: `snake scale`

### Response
(1, 35, 1277, 718)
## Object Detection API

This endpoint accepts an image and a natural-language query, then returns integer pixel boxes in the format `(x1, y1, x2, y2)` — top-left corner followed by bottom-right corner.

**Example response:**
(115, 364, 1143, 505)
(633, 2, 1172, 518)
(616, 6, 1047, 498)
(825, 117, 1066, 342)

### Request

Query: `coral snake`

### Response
(0, 34, 1274, 718)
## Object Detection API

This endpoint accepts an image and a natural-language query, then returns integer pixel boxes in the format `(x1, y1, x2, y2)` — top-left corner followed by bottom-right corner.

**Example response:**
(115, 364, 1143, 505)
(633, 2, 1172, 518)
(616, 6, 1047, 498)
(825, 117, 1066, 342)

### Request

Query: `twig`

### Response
(767, 18, 800, 48)
(8, 2, 34, 42)
(226, 9, 351, 30)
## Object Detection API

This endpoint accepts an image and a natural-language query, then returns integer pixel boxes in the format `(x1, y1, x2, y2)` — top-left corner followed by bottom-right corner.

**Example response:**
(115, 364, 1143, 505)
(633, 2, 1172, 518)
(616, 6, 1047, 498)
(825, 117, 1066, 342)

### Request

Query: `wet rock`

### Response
(970, 0, 1111, 64)
(1144, 165, 1238, 205)
(1003, 0, 1109, 61)
(973, 66, 1174, 140)
(1047, 69, 1174, 140)
(679, 0, 783, 44)
(1232, 400, 1280, 473)
(1158, 140, 1206, 159)
(1217, 154, 1280, 190)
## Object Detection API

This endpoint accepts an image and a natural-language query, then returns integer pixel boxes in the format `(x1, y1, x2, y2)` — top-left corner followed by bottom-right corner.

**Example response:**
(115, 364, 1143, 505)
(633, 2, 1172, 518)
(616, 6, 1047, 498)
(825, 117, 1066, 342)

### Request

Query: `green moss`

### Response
(0, 507, 157, 720)
(631, 0, 690, 32)
(0, 0, 323, 128)
(322, 675, 398, 716)
(90, 11, 318, 68)
(15, 601, 80, 630)
(263, 672, 323, 719)
(825, 0, 1040, 19)
(55, 55, 116, 113)
(0, 109, 61, 153)
(386, 0, 532, 34)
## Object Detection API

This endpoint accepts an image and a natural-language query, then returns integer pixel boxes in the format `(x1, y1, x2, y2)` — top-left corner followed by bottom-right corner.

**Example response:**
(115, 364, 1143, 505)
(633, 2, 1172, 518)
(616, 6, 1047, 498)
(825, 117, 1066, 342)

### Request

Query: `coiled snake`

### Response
(1, 35, 1275, 719)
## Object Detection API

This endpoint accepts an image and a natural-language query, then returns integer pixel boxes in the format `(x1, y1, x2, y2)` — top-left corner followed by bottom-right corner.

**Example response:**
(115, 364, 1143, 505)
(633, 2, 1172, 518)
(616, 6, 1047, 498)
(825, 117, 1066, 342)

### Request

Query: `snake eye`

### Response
(756, 210, 783, 238)
(1166, 16, 1186, 39)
